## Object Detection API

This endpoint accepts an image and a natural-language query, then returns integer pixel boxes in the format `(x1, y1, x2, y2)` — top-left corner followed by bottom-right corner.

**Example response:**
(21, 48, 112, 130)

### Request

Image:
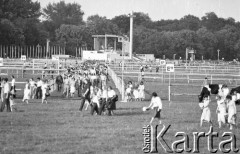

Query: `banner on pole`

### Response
(166, 64, 174, 72)
(160, 60, 166, 66)
(0, 58, 3, 66)
(21, 55, 26, 61)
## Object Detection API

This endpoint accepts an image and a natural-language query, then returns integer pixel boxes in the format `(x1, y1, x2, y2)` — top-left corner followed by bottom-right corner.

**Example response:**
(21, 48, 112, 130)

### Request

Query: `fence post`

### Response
(168, 85, 171, 101)
(211, 75, 212, 84)
(187, 75, 189, 84)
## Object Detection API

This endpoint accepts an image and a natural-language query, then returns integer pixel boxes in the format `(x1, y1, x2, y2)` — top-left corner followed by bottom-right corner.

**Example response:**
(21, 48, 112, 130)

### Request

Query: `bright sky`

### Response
(36, 0, 240, 21)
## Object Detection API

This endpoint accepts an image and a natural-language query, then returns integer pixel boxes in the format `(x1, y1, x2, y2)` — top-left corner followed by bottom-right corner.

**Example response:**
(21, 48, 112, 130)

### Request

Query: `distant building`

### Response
(136, 54, 155, 61)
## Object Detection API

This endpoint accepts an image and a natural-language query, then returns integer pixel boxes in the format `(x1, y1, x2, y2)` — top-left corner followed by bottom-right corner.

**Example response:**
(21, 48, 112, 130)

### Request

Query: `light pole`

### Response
(217, 49, 220, 63)
(129, 11, 135, 59)
(121, 47, 124, 101)
(46, 39, 50, 59)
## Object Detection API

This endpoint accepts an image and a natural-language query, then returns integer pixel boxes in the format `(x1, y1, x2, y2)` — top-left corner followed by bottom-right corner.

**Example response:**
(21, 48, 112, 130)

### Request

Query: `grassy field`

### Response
(0, 95, 240, 154)
(0, 73, 240, 154)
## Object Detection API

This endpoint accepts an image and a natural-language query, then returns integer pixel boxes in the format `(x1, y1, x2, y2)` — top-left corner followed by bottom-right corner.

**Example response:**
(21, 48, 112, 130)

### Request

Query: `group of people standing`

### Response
(200, 83, 238, 130)
(126, 81, 145, 102)
(60, 62, 118, 116)
(22, 77, 50, 104)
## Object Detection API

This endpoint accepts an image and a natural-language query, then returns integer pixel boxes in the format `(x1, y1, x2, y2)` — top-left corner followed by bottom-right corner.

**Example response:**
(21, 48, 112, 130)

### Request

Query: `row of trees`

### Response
(1, 0, 240, 60)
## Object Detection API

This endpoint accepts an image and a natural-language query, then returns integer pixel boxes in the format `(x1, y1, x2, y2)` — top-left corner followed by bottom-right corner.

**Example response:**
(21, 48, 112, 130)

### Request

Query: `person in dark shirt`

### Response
(79, 79, 91, 111)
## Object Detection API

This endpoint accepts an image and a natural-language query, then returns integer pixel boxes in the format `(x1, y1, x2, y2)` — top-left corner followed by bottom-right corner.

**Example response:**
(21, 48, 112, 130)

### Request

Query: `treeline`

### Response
(1, 0, 240, 60)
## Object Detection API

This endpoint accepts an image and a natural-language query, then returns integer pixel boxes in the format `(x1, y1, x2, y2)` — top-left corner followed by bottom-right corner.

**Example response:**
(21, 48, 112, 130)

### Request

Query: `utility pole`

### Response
(129, 11, 135, 59)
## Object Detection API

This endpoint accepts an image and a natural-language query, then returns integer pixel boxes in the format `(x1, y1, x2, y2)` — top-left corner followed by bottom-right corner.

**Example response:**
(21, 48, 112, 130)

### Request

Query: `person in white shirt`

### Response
(70, 77, 76, 97)
(226, 95, 237, 130)
(0, 78, 11, 112)
(90, 88, 101, 115)
(138, 81, 145, 101)
(41, 80, 49, 104)
(107, 86, 117, 116)
(99, 86, 107, 115)
(216, 95, 227, 128)
(63, 76, 70, 97)
(35, 77, 42, 99)
(133, 86, 139, 101)
(22, 79, 31, 104)
(29, 78, 36, 99)
(126, 85, 132, 102)
(200, 95, 212, 127)
(146, 92, 162, 124)
(10, 75, 16, 98)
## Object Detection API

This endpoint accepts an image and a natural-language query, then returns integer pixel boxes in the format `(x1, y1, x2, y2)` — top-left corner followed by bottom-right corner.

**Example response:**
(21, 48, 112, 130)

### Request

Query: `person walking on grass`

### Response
(145, 92, 162, 125)
(200, 95, 212, 127)
(0, 78, 11, 112)
(226, 95, 237, 130)
(216, 95, 227, 128)
(90, 88, 101, 115)
(10, 75, 16, 98)
(41, 79, 50, 104)
(36, 77, 42, 99)
(79, 79, 91, 112)
(138, 81, 145, 101)
(22, 79, 31, 104)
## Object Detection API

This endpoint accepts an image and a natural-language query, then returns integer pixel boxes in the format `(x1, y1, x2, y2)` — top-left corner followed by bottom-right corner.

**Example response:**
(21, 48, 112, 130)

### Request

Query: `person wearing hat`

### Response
(145, 92, 162, 124)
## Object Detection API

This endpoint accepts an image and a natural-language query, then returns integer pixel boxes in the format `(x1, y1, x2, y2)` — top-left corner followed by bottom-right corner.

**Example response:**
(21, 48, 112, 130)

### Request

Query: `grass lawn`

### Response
(0, 94, 240, 154)
(0, 72, 239, 154)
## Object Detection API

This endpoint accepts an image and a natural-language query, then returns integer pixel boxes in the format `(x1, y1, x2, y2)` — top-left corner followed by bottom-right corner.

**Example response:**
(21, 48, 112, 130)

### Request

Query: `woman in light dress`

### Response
(138, 81, 145, 101)
(90, 88, 101, 115)
(22, 80, 31, 104)
(29, 78, 36, 99)
(216, 95, 227, 128)
(41, 79, 49, 104)
(70, 77, 76, 97)
(226, 95, 237, 130)
(200, 95, 212, 127)
(133, 86, 139, 101)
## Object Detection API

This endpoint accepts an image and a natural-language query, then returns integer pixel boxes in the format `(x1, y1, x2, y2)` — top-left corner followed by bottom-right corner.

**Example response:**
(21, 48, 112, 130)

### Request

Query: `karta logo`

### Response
(142, 124, 239, 153)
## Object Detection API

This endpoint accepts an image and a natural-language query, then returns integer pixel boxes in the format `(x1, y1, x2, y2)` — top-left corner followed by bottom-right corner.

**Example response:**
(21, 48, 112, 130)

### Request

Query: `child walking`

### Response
(200, 95, 212, 127)
(216, 95, 227, 128)
(22, 80, 31, 104)
(226, 95, 237, 130)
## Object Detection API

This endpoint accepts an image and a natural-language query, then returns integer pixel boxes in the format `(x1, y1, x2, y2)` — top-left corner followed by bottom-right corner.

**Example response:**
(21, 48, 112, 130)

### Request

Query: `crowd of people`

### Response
(125, 81, 145, 102)
(200, 78, 238, 130)
(56, 61, 118, 116)
(0, 61, 119, 116)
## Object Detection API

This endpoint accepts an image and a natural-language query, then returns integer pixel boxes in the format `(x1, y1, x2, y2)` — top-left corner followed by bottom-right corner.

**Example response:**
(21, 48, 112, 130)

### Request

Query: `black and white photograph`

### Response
(0, 0, 240, 153)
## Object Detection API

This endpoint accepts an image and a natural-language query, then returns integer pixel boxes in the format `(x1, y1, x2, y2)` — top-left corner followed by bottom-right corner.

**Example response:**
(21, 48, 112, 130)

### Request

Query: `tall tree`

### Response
(42, 1, 84, 40)
(87, 15, 120, 35)
(196, 27, 218, 59)
(111, 15, 130, 34)
(56, 24, 93, 55)
(179, 15, 200, 31)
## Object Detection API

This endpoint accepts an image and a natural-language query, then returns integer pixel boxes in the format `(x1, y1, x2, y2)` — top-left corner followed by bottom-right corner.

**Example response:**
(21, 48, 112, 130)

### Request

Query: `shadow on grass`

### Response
(114, 110, 146, 116)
